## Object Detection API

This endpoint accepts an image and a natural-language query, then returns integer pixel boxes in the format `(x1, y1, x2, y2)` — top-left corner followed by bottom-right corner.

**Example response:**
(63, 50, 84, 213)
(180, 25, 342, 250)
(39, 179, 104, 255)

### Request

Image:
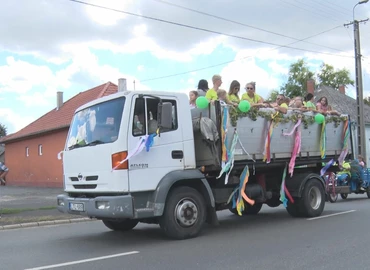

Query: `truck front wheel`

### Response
(159, 186, 206, 240)
(102, 219, 139, 231)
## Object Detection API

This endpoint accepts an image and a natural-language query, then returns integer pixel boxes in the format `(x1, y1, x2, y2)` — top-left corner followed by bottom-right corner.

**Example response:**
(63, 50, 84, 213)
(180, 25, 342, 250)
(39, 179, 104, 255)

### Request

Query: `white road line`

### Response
(24, 251, 140, 270)
(307, 210, 356, 221)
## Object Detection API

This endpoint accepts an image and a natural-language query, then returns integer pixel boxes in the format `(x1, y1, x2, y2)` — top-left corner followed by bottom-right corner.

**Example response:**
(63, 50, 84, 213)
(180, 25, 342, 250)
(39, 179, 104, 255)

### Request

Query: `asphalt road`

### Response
(1, 194, 369, 270)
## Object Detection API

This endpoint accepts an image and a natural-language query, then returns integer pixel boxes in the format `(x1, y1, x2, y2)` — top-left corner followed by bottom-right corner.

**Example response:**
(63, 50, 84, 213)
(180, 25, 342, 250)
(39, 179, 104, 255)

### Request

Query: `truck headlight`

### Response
(96, 201, 110, 210)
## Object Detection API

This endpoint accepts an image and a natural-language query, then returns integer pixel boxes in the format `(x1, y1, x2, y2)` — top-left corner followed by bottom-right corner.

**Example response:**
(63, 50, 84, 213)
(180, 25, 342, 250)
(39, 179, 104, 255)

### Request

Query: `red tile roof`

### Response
(1, 82, 118, 143)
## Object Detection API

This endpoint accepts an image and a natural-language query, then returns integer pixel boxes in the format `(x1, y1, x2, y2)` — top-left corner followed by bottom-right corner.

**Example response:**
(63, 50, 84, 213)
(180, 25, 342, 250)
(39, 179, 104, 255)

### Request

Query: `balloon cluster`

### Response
(314, 113, 325, 124)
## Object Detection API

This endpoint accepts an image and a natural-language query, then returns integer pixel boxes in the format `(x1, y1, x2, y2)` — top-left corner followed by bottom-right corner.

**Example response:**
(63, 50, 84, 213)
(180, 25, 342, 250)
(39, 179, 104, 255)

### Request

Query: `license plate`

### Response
(69, 202, 84, 212)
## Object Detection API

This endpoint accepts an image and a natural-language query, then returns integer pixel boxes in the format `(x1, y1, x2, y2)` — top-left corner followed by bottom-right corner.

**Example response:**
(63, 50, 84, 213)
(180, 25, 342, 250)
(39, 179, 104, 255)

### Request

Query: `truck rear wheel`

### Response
(102, 219, 139, 231)
(159, 186, 206, 240)
(340, 193, 348, 199)
(300, 179, 325, 217)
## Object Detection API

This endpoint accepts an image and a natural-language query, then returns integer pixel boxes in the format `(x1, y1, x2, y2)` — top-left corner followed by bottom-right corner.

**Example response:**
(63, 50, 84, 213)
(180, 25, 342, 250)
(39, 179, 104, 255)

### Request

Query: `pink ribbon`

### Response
(283, 119, 302, 177)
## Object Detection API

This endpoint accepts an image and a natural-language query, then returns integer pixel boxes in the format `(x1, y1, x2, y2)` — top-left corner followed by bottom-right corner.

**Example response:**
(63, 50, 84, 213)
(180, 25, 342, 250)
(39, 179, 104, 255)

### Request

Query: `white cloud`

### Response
(0, 108, 35, 134)
(16, 92, 50, 107)
(137, 65, 145, 71)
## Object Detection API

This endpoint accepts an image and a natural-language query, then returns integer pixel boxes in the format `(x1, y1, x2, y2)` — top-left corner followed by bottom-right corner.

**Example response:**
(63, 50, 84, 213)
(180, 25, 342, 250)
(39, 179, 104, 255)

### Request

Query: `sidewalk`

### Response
(0, 186, 89, 227)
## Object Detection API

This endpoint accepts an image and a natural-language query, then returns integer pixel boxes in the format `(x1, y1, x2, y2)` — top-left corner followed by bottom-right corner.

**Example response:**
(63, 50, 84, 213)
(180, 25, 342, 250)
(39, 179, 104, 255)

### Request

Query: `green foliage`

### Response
(229, 106, 348, 129)
(0, 123, 7, 137)
(317, 63, 354, 90)
(267, 89, 279, 101)
(364, 98, 370, 106)
(279, 59, 354, 99)
(281, 59, 314, 98)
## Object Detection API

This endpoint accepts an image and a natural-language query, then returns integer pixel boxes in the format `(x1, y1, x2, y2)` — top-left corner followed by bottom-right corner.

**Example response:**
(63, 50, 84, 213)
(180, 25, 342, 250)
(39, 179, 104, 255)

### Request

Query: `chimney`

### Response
(339, 84, 345, 95)
(118, 78, 127, 92)
(56, 91, 63, 110)
(307, 79, 315, 95)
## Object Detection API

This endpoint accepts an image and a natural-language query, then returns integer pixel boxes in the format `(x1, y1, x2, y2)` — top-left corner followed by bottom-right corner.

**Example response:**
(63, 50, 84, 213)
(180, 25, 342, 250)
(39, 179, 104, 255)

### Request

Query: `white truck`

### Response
(57, 79, 353, 239)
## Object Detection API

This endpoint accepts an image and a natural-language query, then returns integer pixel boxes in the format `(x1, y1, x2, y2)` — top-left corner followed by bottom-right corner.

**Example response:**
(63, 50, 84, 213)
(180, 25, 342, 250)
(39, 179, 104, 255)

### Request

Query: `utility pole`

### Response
(344, 14, 368, 162)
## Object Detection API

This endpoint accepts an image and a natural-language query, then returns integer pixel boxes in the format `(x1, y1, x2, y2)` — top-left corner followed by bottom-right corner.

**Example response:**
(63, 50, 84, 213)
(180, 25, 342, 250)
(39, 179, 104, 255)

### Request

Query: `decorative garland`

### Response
(229, 107, 348, 129)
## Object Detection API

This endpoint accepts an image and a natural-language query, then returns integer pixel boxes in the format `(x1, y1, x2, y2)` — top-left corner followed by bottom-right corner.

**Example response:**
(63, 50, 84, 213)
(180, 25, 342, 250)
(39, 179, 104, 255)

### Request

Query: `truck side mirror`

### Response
(157, 102, 173, 130)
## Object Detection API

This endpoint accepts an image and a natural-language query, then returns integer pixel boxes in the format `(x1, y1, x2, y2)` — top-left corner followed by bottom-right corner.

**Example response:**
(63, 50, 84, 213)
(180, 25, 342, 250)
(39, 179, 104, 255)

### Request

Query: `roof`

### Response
(314, 85, 370, 124)
(1, 82, 118, 143)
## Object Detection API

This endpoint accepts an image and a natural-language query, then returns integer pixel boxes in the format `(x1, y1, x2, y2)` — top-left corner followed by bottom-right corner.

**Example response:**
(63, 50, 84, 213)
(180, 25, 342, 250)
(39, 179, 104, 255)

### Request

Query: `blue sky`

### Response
(1, 0, 370, 134)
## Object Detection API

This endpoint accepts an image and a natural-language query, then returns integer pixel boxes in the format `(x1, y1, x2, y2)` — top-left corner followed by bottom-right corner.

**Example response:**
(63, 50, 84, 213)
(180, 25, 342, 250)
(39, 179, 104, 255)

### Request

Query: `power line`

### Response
(66, 0, 353, 58)
(151, 0, 346, 53)
(140, 25, 347, 82)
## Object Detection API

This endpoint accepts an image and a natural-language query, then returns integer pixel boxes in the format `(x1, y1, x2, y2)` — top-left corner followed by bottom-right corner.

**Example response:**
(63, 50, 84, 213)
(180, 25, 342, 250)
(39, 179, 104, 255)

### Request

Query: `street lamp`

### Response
(352, 0, 368, 162)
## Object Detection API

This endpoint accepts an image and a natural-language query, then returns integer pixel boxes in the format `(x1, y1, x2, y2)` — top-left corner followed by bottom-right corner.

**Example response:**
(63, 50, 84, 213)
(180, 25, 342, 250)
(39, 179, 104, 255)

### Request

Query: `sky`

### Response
(1, 0, 370, 135)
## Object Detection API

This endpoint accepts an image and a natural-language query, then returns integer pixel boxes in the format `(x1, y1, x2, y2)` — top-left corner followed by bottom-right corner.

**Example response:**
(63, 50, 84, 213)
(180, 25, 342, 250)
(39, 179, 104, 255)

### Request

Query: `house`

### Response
(307, 80, 370, 165)
(0, 82, 118, 187)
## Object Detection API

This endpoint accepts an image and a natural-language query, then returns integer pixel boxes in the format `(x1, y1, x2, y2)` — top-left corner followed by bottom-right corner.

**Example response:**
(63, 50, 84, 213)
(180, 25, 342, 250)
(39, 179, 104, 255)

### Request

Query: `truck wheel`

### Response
(328, 193, 338, 203)
(159, 186, 206, 240)
(286, 198, 304, 217)
(102, 219, 139, 231)
(340, 193, 348, 199)
(229, 202, 263, 215)
(300, 179, 325, 217)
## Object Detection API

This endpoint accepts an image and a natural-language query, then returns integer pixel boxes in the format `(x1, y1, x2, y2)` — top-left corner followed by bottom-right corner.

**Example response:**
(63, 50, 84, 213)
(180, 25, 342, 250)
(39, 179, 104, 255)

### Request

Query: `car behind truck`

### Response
(57, 79, 353, 239)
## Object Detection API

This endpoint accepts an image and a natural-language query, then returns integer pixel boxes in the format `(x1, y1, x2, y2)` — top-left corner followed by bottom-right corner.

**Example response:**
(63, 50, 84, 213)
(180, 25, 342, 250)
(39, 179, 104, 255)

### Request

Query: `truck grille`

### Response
(73, 185, 97, 189)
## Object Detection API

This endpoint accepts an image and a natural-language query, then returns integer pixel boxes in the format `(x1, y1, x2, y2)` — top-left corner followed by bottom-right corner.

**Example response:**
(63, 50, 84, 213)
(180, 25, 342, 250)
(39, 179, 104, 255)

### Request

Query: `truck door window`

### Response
(132, 97, 178, 136)
(133, 98, 146, 136)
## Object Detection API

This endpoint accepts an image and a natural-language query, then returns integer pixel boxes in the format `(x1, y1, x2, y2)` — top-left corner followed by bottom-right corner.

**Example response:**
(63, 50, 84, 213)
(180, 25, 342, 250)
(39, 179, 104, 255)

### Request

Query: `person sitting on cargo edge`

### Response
(217, 89, 235, 107)
(241, 82, 265, 107)
(271, 94, 288, 114)
(205, 74, 222, 103)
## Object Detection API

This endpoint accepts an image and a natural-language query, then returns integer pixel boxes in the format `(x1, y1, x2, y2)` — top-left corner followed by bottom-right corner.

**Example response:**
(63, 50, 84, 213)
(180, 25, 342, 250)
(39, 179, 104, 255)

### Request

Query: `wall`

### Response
(4, 128, 68, 187)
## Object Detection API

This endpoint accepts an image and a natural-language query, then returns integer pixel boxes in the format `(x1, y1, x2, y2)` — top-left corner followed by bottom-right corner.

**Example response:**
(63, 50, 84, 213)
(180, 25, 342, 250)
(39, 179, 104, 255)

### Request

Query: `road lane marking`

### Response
(24, 251, 139, 270)
(307, 210, 356, 221)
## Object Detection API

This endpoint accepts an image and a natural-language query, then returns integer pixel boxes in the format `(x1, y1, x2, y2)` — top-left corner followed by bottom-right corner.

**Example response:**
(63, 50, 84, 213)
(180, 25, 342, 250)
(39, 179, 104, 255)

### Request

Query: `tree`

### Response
(364, 97, 370, 106)
(0, 123, 7, 138)
(266, 89, 279, 102)
(317, 63, 354, 90)
(280, 59, 314, 98)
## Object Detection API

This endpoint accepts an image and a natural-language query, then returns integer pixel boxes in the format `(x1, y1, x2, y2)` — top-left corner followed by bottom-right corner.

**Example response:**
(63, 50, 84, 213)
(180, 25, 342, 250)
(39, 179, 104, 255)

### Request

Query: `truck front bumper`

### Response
(56, 194, 134, 219)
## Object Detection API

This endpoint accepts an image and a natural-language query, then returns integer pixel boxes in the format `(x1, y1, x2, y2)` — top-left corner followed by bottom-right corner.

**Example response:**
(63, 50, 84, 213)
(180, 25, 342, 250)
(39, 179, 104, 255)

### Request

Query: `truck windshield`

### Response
(66, 97, 125, 150)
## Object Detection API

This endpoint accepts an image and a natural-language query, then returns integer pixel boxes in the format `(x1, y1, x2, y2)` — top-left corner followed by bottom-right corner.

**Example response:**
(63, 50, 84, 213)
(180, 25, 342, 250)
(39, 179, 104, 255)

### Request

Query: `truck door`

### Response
(127, 95, 184, 192)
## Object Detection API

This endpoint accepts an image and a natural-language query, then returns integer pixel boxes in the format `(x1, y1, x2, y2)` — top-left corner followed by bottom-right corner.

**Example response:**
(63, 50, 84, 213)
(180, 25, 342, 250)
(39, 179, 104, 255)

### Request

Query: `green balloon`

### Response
(314, 113, 325, 124)
(196, 96, 209, 109)
(238, 100, 251, 112)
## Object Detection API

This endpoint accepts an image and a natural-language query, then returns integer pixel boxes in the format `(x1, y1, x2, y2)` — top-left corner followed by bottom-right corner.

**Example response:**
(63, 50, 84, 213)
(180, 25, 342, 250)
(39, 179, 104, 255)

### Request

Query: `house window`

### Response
(132, 97, 178, 137)
(38, 144, 43, 156)
(26, 147, 29, 157)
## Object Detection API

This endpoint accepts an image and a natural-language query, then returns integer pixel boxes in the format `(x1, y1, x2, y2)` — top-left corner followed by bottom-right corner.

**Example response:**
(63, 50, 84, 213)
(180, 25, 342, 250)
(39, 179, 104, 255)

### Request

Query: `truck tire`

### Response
(229, 202, 263, 215)
(340, 193, 348, 199)
(159, 186, 206, 240)
(102, 219, 139, 231)
(300, 179, 325, 217)
(286, 198, 304, 217)
(328, 193, 338, 203)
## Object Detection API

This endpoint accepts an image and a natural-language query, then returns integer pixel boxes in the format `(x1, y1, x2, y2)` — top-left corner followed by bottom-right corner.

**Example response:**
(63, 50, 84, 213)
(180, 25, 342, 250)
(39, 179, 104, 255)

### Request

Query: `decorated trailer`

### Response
(57, 82, 353, 240)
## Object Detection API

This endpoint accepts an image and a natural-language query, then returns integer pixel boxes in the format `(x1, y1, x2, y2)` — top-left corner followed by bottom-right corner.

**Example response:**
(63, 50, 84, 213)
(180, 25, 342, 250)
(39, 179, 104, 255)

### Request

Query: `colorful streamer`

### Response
(319, 120, 326, 159)
(112, 133, 156, 171)
(217, 130, 239, 184)
(280, 165, 294, 207)
(320, 159, 334, 176)
(338, 120, 350, 165)
(228, 165, 255, 216)
(283, 119, 302, 177)
(263, 112, 279, 163)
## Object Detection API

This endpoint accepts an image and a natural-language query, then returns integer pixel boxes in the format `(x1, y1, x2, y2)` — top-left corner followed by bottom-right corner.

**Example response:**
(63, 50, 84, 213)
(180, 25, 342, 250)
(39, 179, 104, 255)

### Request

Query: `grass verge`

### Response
(0, 206, 57, 215)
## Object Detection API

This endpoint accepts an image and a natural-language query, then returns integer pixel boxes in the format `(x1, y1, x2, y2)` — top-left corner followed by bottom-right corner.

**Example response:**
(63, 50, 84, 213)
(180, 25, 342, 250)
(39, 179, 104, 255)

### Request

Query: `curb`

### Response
(0, 217, 97, 231)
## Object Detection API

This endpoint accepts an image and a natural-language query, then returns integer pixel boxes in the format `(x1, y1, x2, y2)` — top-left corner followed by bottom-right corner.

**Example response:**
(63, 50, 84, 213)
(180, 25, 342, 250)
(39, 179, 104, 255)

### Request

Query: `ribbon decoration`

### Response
(319, 120, 326, 159)
(217, 130, 239, 184)
(263, 112, 279, 163)
(112, 133, 156, 171)
(227, 165, 255, 216)
(338, 120, 350, 166)
(283, 119, 302, 177)
(280, 164, 294, 208)
(57, 150, 63, 160)
(320, 159, 334, 176)
(235, 130, 256, 162)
